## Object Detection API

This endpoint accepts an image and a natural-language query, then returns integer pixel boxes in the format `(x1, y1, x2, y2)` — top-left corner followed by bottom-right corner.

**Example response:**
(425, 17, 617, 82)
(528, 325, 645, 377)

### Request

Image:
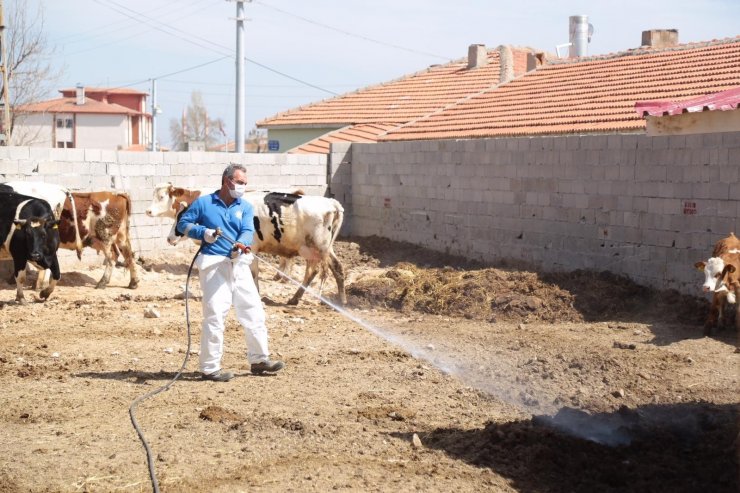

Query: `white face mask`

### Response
(229, 183, 246, 199)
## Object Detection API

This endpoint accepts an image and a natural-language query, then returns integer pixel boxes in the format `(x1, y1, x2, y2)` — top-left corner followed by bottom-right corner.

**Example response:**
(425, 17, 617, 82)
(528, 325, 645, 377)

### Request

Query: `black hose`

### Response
(129, 245, 202, 493)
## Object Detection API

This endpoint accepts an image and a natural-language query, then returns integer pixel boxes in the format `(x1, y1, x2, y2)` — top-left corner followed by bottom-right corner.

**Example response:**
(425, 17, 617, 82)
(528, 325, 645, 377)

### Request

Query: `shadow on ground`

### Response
(392, 402, 738, 493)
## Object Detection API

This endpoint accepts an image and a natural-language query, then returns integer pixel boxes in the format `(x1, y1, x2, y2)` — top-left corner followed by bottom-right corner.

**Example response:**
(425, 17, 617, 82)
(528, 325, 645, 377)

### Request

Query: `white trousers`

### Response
(197, 253, 269, 374)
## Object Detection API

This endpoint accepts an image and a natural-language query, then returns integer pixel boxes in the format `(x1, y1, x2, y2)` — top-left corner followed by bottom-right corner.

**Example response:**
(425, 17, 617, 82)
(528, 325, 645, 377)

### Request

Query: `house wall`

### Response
(646, 110, 740, 136)
(266, 127, 343, 153)
(75, 114, 129, 149)
(12, 113, 54, 147)
(347, 132, 740, 295)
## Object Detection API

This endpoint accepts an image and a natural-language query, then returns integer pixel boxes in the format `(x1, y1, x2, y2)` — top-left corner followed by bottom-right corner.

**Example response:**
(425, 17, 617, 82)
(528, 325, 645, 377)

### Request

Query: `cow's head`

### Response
(145, 183, 175, 218)
(167, 202, 190, 246)
(14, 217, 60, 267)
(695, 256, 740, 295)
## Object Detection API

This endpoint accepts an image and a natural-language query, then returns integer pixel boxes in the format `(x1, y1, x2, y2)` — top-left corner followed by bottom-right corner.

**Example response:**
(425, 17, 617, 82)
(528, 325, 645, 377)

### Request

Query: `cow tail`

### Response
(330, 201, 344, 246)
(66, 190, 84, 260)
(121, 192, 133, 232)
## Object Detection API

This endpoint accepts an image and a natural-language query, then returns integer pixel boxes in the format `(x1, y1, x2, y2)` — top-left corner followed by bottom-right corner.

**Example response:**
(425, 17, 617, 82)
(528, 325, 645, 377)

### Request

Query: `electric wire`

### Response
(128, 245, 202, 493)
(255, 0, 451, 61)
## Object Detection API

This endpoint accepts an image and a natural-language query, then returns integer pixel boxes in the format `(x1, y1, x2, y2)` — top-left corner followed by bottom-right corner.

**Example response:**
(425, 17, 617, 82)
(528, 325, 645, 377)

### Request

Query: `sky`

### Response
(25, 0, 740, 148)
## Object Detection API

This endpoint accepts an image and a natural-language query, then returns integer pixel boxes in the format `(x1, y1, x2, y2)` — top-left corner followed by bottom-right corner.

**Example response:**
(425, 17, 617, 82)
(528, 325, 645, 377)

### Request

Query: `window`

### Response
(56, 119, 63, 128)
(56, 141, 74, 149)
(65, 118, 73, 128)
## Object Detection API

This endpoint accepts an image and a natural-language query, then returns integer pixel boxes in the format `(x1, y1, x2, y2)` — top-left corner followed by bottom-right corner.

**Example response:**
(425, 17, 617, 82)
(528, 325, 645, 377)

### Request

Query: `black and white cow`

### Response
(0, 191, 61, 303)
(162, 189, 346, 305)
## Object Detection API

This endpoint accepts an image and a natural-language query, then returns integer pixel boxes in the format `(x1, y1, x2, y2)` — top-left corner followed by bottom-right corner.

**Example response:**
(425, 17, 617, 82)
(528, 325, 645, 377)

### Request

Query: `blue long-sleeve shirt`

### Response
(177, 192, 254, 257)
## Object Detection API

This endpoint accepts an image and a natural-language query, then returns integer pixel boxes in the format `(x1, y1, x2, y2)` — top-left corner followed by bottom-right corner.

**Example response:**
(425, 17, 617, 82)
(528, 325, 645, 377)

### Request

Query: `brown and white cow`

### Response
(695, 232, 740, 334)
(153, 185, 346, 305)
(58, 191, 139, 289)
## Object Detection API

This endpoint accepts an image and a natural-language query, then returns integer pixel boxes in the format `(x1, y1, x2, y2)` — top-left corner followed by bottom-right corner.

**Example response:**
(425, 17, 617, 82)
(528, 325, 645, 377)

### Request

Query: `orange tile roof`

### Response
(288, 123, 399, 154)
(17, 97, 141, 115)
(59, 87, 148, 96)
(257, 47, 533, 128)
(380, 38, 740, 141)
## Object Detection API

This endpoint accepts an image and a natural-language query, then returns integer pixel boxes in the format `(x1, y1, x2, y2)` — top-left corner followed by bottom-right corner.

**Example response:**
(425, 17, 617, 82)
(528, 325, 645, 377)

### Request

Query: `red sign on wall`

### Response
(683, 201, 697, 215)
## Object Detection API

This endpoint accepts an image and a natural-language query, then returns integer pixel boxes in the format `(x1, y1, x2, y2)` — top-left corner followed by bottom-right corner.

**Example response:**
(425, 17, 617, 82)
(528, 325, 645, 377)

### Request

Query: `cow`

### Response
(159, 187, 346, 305)
(1, 181, 83, 288)
(59, 191, 139, 289)
(695, 232, 740, 334)
(0, 191, 61, 303)
(147, 182, 299, 282)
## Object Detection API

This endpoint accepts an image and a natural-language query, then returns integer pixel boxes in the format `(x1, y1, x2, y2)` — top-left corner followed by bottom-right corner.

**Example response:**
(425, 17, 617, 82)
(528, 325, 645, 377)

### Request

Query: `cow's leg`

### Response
(118, 237, 139, 289)
(326, 249, 346, 305)
(33, 268, 51, 291)
(96, 241, 115, 289)
(287, 261, 320, 305)
(273, 257, 293, 282)
(39, 256, 60, 300)
(705, 292, 724, 335)
(13, 260, 27, 304)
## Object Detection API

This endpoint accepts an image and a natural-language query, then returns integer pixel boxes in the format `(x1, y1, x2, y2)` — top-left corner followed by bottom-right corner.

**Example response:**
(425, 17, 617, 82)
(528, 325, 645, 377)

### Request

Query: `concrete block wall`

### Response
(0, 147, 328, 257)
(349, 132, 740, 295)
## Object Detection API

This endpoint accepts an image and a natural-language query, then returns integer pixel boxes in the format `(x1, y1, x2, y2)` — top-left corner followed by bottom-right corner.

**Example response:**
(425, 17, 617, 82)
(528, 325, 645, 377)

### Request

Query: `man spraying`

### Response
(177, 163, 284, 382)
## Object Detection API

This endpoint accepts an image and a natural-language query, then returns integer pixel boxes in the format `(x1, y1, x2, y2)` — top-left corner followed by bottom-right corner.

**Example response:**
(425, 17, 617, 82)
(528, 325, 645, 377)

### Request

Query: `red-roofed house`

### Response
(13, 86, 152, 150)
(257, 31, 740, 152)
(635, 86, 740, 136)
(257, 44, 541, 153)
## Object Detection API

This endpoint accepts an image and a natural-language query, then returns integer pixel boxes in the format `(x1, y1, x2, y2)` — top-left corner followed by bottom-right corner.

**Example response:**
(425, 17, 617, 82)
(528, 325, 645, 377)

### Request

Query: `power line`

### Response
(92, 0, 338, 96)
(255, 0, 451, 61)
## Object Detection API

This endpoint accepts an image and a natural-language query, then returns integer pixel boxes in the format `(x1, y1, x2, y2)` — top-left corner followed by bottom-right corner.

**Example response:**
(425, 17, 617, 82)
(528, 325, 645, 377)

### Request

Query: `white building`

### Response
(12, 86, 152, 150)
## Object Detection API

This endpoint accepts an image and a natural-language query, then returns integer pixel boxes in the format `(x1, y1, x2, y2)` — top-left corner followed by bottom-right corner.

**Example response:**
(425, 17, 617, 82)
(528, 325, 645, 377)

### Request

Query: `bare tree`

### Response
(4, 0, 63, 145)
(169, 91, 226, 151)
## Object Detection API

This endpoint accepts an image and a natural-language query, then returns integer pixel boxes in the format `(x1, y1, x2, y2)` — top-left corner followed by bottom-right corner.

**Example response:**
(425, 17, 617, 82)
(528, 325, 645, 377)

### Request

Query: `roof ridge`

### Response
(548, 35, 740, 65)
(256, 50, 505, 126)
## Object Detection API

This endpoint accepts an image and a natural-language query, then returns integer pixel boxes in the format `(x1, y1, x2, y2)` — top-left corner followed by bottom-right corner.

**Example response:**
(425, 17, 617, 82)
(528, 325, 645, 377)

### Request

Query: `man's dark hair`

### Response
(222, 163, 247, 182)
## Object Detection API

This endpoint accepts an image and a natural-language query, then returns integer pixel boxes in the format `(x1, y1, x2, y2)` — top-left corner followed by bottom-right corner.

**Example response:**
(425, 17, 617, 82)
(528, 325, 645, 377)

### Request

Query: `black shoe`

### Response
(201, 370, 234, 382)
(250, 360, 285, 374)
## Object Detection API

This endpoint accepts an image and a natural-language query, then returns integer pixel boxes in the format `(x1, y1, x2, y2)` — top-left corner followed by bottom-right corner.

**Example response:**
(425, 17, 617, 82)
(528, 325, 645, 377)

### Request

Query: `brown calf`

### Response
(59, 191, 139, 289)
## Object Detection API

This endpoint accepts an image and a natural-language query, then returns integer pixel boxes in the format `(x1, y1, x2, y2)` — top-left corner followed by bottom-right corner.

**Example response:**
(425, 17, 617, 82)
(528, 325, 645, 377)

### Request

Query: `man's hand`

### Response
(203, 228, 219, 244)
(230, 243, 251, 258)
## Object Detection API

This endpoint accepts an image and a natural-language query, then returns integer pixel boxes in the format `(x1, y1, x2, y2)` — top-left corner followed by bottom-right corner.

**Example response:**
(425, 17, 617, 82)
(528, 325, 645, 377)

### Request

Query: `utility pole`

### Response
(0, 0, 11, 145)
(232, 0, 248, 153)
(150, 78, 161, 152)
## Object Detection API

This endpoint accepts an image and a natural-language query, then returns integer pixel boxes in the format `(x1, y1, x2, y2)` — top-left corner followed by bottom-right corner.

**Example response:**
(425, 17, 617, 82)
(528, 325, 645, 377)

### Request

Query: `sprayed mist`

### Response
(258, 256, 636, 446)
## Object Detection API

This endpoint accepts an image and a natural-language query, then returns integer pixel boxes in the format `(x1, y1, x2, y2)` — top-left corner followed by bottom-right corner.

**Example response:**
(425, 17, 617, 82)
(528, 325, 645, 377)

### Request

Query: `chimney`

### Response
(467, 44, 488, 69)
(497, 45, 514, 83)
(526, 52, 546, 72)
(568, 15, 593, 57)
(642, 29, 679, 48)
(75, 84, 85, 105)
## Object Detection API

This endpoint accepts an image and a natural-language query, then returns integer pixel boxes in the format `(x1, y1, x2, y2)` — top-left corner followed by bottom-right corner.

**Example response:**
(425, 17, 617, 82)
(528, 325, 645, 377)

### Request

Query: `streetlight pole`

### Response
(234, 0, 247, 153)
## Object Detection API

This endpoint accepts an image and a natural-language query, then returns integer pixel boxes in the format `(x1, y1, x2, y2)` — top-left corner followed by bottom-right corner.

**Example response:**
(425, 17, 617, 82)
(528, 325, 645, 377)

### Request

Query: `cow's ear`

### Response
(694, 261, 706, 271)
(722, 264, 737, 275)
(47, 219, 60, 229)
(13, 219, 26, 227)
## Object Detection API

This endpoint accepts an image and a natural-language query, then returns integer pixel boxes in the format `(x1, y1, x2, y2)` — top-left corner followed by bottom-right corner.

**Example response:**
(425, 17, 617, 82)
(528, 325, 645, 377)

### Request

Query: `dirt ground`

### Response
(0, 235, 738, 493)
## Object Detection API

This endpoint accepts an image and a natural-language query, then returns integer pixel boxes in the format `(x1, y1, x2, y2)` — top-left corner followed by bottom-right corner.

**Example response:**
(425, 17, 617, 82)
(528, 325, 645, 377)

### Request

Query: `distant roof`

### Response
(17, 97, 141, 115)
(258, 46, 534, 128)
(635, 86, 740, 116)
(289, 123, 399, 154)
(59, 87, 148, 96)
(380, 37, 740, 141)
